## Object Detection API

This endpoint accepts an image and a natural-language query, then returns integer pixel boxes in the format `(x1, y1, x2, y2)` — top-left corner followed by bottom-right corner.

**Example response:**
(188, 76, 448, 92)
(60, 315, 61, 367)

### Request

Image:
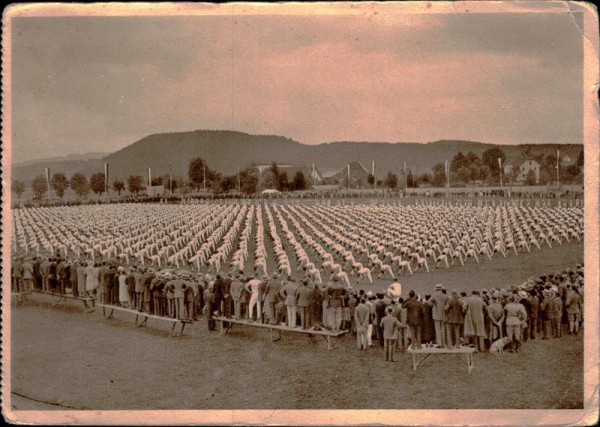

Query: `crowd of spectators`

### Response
(12, 251, 584, 361)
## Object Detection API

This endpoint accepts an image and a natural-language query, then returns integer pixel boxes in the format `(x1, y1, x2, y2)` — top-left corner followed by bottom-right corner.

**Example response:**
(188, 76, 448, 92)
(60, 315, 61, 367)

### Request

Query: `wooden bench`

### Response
(407, 345, 476, 374)
(98, 304, 191, 337)
(32, 290, 95, 310)
(213, 316, 348, 351)
(11, 292, 27, 305)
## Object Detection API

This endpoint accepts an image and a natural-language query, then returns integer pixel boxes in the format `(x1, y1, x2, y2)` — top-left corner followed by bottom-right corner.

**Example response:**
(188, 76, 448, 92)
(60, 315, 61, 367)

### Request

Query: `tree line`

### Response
(12, 147, 584, 200)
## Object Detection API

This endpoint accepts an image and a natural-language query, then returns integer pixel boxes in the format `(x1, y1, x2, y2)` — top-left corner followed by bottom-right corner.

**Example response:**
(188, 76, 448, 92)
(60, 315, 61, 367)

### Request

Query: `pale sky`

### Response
(10, 10, 584, 163)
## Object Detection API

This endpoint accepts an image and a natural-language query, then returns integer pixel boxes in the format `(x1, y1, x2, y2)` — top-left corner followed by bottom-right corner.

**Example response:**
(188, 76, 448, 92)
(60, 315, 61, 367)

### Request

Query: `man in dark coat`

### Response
(374, 293, 387, 347)
(402, 290, 423, 349)
(212, 275, 225, 316)
(222, 272, 233, 318)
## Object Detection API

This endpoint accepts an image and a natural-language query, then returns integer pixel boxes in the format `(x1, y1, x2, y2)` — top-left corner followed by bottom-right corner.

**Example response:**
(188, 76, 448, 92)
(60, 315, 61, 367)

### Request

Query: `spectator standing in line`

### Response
(463, 290, 486, 352)
(69, 260, 79, 299)
(430, 284, 448, 348)
(280, 278, 299, 327)
(48, 258, 57, 292)
(40, 257, 50, 292)
(380, 306, 402, 362)
(373, 293, 387, 347)
(445, 289, 465, 349)
(77, 261, 86, 300)
(566, 284, 582, 335)
(21, 257, 34, 294)
(325, 276, 345, 331)
(421, 295, 435, 346)
(504, 294, 528, 353)
(12, 256, 23, 292)
(295, 279, 312, 329)
(528, 289, 540, 339)
(487, 292, 505, 343)
(553, 287, 563, 338)
(540, 288, 556, 339)
(402, 290, 423, 349)
(33, 256, 42, 291)
(222, 272, 233, 319)
(230, 273, 245, 320)
(354, 298, 370, 350)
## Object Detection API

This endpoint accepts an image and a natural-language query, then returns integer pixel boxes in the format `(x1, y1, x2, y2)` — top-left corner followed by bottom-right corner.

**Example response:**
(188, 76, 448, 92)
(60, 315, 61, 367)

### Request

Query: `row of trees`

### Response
(405, 147, 583, 188)
(13, 172, 147, 200)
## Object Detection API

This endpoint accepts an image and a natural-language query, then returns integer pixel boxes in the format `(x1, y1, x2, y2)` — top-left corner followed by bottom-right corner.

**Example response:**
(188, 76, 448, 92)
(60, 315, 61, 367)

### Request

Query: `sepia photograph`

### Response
(2, 2, 598, 425)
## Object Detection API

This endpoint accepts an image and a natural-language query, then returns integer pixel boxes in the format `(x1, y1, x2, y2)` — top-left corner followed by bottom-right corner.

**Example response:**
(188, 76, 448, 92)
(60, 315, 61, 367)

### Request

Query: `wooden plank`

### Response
(213, 316, 347, 337)
(97, 304, 190, 338)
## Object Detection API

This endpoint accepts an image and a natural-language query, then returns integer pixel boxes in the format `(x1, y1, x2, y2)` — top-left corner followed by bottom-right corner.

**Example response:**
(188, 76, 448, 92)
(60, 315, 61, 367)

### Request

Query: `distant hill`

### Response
(11, 130, 583, 183)
(14, 152, 108, 166)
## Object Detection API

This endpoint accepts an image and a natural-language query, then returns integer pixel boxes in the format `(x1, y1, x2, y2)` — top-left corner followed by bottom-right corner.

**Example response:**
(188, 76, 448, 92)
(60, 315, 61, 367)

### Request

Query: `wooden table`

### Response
(213, 317, 348, 351)
(407, 345, 476, 374)
(98, 304, 191, 337)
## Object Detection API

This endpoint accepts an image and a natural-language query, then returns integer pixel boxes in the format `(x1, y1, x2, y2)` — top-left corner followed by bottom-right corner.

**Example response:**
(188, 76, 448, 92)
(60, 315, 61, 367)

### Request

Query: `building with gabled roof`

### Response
(323, 161, 371, 189)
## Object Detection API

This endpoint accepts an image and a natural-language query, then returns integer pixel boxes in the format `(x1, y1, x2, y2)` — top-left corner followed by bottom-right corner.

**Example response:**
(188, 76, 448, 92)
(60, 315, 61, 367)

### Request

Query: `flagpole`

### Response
(372, 160, 376, 189)
(203, 162, 206, 193)
(45, 167, 50, 201)
(104, 163, 109, 201)
(556, 150, 560, 187)
(347, 164, 350, 189)
(498, 158, 503, 189)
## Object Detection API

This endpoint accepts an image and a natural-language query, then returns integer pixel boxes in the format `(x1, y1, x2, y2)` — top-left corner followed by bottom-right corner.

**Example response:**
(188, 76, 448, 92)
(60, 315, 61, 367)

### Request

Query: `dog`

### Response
(489, 336, 511, 354)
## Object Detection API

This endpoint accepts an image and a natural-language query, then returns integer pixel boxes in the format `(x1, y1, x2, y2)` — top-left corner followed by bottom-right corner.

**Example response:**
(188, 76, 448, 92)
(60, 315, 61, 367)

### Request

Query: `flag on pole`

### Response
(497, 157, 502, 168)
(556, 150, 560, 169)
(148, 167, 152, 186)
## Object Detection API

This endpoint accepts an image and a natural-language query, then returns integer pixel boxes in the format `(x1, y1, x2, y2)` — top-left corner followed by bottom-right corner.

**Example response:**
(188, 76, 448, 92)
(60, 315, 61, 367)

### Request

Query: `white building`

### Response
(516, 160, 540, 184)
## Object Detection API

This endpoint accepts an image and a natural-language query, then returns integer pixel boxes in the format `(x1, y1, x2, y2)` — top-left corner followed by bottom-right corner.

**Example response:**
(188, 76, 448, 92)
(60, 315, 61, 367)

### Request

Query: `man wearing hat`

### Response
(430, 284, 448, 348)
(517, 290, 532, 342)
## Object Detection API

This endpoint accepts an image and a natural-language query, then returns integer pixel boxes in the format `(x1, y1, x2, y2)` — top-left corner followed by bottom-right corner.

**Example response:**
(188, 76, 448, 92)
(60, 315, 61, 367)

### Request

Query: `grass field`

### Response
(9, 241, 583, 411)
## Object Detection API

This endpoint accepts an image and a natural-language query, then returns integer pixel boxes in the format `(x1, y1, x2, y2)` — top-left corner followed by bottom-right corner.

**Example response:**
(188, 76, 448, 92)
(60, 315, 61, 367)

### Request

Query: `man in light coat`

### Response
(430, 284, 448, 347)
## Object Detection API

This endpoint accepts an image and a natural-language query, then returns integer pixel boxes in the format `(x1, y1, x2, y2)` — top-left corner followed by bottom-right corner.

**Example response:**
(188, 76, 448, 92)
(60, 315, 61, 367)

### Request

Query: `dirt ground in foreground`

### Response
(9, 243, 584, 410)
